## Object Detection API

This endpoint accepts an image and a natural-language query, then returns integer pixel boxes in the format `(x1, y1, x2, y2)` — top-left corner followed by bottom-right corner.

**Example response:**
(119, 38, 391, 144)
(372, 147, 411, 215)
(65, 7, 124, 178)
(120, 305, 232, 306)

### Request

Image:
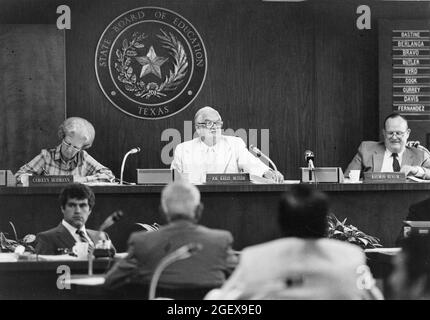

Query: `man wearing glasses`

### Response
(345, 113, 430, 179)
(15, 117, 115, 184)
(171, 106, 284, 183)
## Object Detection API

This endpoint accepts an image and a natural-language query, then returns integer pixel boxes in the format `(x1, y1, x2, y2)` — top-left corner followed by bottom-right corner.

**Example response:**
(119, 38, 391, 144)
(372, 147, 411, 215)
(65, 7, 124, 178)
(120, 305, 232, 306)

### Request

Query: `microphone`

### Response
(249, 145, 278, 173)
(120, 147, 141, 185)
(407, 141, 430, 157)
(149, 243, 203, 299)
(99, 210, 124, 232)
(88, 210, 124, 276)
(304, 150, 315, 170)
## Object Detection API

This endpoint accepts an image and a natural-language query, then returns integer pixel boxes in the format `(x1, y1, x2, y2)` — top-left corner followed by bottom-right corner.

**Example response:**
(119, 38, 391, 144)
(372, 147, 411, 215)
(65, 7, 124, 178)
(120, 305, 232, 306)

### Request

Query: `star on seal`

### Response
(135, 46, 168, 79)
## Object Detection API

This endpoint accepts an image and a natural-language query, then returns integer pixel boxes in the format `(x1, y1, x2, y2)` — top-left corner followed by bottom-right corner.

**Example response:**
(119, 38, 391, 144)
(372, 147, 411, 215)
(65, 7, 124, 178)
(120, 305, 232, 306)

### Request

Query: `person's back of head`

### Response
(278, 184, 329, 238)
(390, 233, 430, 299)
(161, 180, 202, 222)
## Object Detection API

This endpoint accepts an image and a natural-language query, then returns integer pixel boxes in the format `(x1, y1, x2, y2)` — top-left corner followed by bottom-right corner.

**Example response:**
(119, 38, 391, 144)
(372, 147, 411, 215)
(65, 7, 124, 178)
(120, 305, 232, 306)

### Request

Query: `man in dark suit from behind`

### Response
(104, 180, 236, 291)
(35, 183, 113, 255)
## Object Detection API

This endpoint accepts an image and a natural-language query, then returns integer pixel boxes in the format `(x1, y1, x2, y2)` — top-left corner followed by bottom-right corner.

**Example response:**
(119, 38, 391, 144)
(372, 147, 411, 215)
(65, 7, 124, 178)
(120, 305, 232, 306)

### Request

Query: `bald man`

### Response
(171, 106, 284, 183)
(104, 180, 236, 290)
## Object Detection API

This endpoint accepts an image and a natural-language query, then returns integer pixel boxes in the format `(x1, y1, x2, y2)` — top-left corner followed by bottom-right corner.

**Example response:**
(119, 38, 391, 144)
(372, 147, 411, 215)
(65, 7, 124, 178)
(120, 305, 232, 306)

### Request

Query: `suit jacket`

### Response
(345, 141, 430, 178)
(35, 223, 112, 255)
(205, 238, 381, 300)
(104, 220, 235, 290)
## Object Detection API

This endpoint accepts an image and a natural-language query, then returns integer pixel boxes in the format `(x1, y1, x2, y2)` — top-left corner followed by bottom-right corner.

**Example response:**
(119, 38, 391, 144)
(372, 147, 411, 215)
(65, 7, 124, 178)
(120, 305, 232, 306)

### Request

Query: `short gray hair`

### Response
(194, 106, 221, 124)
(161, 180, 201, 219)
(58, 117, 95, 149)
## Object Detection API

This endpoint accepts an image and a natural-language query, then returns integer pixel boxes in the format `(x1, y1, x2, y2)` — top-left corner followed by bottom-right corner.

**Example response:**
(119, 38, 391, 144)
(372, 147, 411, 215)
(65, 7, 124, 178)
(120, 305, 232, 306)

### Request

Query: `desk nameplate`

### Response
(29, 175, 74, 186)
(206, 173, 250, 184)
(363, 172, 406, 183)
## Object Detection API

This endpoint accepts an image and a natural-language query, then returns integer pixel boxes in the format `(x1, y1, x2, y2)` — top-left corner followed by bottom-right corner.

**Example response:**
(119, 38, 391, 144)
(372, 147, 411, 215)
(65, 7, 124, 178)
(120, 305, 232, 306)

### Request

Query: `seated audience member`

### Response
(345, 113, 430, 179)
(170, 106, 283, 183)
(15, 117, 115, 184)
(104, 180, 237, 290)
(206, 184, 381, 300)
(389, 233, 430, 300)
(35, 183, 114, 255)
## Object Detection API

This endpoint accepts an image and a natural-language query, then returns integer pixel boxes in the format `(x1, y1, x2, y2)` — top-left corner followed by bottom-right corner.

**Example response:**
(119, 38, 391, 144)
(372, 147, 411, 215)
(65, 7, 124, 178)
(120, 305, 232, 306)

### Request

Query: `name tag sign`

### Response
(206, 173, 250, 184)
(0, 170, 16, 186)
(363, 172, 406, 183)
(29, 175, 74, 186)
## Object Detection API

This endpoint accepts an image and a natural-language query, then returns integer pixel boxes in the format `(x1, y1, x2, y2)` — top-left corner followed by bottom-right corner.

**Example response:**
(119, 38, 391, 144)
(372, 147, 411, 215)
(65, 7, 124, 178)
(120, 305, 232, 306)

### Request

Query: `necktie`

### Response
(392, 153, 400, 172)
(76, 229, 93, 252)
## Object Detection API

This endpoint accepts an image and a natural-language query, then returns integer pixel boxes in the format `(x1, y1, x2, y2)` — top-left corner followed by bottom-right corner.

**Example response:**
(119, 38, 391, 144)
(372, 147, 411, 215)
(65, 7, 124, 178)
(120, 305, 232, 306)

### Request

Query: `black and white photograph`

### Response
(1, 0, 430, 306)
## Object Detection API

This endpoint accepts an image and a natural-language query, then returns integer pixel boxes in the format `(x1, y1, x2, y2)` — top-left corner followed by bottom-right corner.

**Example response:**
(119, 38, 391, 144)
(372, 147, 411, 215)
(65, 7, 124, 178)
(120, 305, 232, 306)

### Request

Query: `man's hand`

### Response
(400, 165, 419, 176)
(263, 170, 284, 183)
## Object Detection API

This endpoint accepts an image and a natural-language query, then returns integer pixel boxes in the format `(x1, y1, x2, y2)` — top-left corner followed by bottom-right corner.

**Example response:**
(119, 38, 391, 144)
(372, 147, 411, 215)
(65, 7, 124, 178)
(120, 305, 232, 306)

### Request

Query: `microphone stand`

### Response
(148, 244, 200, 299)
(250, 145, 280, 183)
(120, 148, 140, 185)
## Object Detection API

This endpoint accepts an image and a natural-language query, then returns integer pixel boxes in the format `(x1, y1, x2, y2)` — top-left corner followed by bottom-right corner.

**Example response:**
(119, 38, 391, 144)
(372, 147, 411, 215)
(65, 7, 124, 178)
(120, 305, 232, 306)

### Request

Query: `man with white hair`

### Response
(171, 106, 284, 183)
(16, 117, 115, 184)
(104, 180, 236, 290)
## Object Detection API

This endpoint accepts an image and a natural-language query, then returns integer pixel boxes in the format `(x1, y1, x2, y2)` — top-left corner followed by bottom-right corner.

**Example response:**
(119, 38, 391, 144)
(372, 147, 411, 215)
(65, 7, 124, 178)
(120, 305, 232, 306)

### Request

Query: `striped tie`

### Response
(76, 229, 93, 252)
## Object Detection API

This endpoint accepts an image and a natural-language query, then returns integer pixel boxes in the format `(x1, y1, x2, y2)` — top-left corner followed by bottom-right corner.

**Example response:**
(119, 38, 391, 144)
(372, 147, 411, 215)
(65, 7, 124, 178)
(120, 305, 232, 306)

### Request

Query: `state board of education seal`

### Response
(95, 7, 207, 120)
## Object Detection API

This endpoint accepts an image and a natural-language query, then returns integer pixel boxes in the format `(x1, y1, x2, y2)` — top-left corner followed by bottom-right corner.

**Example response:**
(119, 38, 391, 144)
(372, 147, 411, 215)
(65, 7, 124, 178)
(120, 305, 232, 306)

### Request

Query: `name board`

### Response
(363, 172, 406, 183)
(392, 28, 430, 116)
(205, 173, 250, 184)
(29, 175, 74, 186)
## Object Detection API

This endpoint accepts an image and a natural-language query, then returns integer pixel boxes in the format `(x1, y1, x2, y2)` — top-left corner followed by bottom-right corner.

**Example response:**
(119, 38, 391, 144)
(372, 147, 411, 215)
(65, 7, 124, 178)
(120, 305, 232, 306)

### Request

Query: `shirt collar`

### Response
(197, 135, 225, 152)
(384, 148, 405, 159)
(62, 219, 87, 236)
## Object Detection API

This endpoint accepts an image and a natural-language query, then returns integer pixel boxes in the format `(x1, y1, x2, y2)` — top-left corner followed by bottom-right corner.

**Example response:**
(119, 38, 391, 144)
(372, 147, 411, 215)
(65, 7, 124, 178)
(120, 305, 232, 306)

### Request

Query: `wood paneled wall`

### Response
(1, 0, 430, 180)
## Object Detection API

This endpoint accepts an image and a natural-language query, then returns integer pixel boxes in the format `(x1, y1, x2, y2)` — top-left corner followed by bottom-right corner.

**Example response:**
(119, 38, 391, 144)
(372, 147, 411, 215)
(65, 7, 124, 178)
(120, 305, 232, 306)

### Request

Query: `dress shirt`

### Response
(61, 219, 94, 247)
(380, 149, 405, 172)
(171, 136, 269, 183)
(15, 144, 115, 183)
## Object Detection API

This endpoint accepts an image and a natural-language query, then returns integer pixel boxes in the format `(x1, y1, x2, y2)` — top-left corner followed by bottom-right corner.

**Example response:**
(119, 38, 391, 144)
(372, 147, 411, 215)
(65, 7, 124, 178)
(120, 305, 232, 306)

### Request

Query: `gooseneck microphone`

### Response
(304, 150, 315, 182)
(99, 210, 124, 232)
(149, 243, 203, 299)
(120, 147, 141, 185)
(249, 145, 278, 173)
(88, 210, 124, 276)
(304, 150, 315, 170)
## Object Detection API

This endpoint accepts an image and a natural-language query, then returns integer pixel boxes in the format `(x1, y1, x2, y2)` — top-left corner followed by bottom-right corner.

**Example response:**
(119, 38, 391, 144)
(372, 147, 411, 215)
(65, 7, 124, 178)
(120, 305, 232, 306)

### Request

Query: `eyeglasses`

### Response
(197, 120, 223, 129)
(386, 131, 408, 138)
(62, 139, 82, 152)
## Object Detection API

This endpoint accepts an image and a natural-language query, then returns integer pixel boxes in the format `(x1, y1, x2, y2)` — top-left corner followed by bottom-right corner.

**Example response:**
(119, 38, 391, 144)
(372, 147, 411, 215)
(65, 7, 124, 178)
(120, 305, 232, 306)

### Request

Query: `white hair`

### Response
(58, 117, 95, 149)
(161, 180, 201, 219)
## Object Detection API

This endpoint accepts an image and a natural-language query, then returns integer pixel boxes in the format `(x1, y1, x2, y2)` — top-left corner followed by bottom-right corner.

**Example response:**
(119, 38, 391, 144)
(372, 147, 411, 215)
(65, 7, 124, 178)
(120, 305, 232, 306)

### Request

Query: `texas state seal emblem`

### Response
(95, 7, 207, 119)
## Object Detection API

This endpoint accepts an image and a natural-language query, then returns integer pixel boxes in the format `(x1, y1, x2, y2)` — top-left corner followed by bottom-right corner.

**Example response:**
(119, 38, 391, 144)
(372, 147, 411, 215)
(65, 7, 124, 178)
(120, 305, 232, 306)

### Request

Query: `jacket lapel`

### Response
(55, 223, 76, 249)
(402, 148, 414, 166)
(373, 144, 385, 172)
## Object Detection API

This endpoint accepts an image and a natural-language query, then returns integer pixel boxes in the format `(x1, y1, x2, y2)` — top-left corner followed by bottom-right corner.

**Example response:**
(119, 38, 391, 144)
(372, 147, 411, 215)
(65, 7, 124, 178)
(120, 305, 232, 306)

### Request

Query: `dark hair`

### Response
(278, 184, 329, 238)
(399, 233, 430, 292)
(383, 113, 408, 130)
(59, 183, 95, 209)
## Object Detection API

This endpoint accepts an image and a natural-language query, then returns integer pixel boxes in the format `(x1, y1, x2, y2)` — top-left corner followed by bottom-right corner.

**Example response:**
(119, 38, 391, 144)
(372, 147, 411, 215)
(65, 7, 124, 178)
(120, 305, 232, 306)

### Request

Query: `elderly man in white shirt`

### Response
(171, 106, 284, 184)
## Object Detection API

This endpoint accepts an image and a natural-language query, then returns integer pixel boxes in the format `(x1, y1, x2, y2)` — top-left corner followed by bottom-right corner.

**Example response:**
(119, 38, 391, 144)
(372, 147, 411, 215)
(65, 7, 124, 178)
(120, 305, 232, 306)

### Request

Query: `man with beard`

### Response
(345, 113, 430, 179)
(171, 106, 284, 183)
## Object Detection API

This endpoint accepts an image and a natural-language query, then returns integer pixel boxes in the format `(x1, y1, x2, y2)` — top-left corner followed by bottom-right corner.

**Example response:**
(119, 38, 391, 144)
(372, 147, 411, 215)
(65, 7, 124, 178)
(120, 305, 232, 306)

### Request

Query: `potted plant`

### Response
(327, 214, 382, 249)
(0, 222, 36, 253)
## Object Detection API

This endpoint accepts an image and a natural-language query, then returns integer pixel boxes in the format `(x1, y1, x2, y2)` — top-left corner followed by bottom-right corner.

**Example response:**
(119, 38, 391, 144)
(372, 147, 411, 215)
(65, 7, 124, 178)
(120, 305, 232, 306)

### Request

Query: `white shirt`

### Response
(171, 136, 269, 183)
(62, 219, 94, 246)
(380, 149, 405, 172)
